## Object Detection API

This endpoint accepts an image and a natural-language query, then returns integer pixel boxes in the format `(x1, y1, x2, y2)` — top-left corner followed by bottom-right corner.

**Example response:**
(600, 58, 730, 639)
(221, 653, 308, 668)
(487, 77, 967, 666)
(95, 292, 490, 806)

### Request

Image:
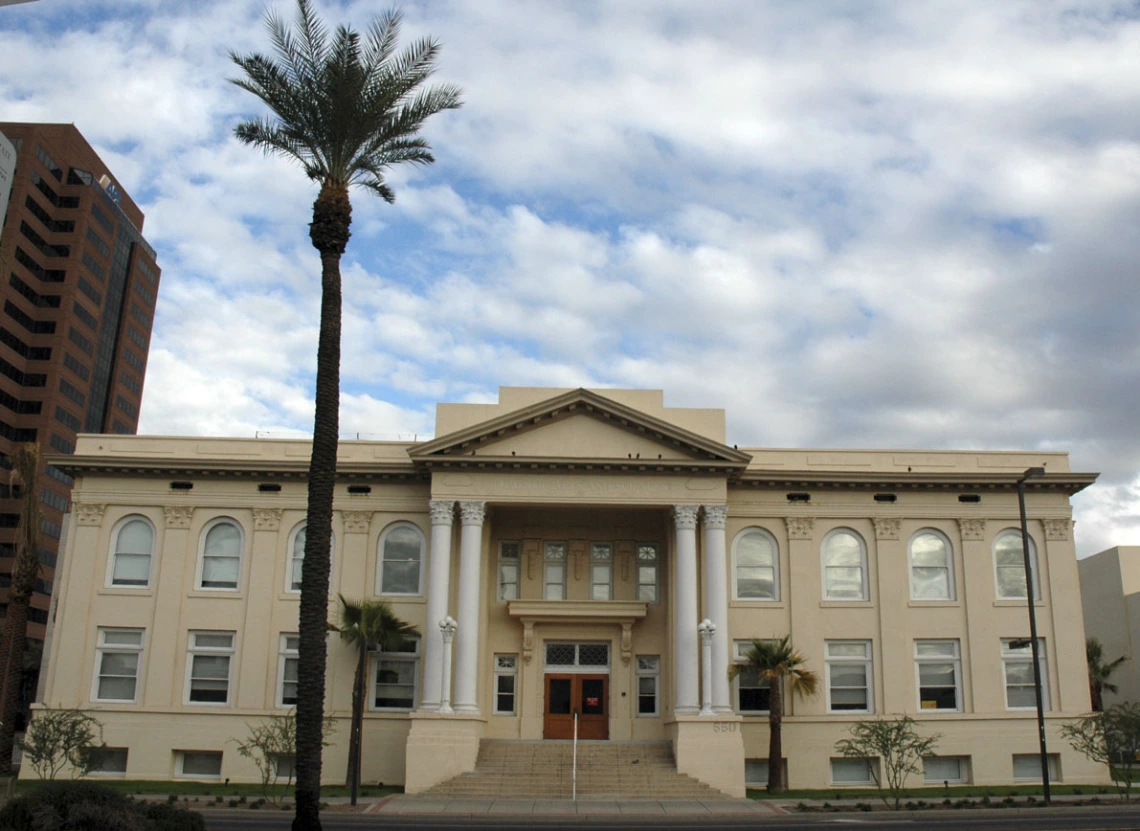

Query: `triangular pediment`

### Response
(408, 388, 752, 472)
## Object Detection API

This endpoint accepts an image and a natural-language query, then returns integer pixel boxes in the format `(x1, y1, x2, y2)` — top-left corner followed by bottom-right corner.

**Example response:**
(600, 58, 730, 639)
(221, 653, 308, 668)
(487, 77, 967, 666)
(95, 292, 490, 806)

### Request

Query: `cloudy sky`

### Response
(1, 0, 1138, 556)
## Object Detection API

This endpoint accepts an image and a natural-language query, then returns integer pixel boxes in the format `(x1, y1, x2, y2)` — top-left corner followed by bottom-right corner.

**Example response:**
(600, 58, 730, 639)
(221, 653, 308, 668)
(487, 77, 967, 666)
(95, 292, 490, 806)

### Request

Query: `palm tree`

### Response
(330, 596, 417, 806)
(229, 3, 460, 825)
(1087, 637, 1128, 712)
(0, 444, 41, 774)
(729, 635, 818, 793)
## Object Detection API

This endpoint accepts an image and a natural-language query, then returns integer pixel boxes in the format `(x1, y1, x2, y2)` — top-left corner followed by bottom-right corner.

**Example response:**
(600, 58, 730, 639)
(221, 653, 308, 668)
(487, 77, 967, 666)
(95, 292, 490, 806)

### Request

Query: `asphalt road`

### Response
(201, 805, 1140, 831)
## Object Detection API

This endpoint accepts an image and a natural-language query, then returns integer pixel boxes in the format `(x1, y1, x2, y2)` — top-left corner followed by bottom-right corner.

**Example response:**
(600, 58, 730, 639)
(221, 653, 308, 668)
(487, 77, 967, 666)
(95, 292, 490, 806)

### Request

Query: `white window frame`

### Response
(914, 639, 962, 712)
(544, 541, 566, 600)
(923, 756, 969, 784)
(185, 631, 235, 706)
(285, 523, 336, 594)
(498, 541, 520, 601)
(277, 633, 300, 708)
(733, 640, 771, 714)
(636, 655, 660, 717)
(175, 750, 223, 779)
(1013, 753, 1060, 781)
(636, 543, 660, 603)
(590, 542, 613, 601)
(908, 528, 955, 601)
(493, 653, 518, 715)
(825, 640, 873, 714)
(744, 758, 770, 788)
(106, 514, 155, 589)
(195, 517, 244, 592)
(371, 636, 420, 711)
(376, 522, 426, 596)
(92, 627, 143, 703)
(831, 757, 876, 785)
(994, 528, 1041, 600)
(821, 528, 868, 601)
(86, 747, 128, 776)
(732, 527, 780, 601)
(1002, 638, 1049, 710)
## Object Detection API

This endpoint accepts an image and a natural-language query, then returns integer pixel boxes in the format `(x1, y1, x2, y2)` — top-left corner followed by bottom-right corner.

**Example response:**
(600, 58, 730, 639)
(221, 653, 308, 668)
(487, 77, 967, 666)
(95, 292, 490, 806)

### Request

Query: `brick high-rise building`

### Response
(0, 123, 160, 645)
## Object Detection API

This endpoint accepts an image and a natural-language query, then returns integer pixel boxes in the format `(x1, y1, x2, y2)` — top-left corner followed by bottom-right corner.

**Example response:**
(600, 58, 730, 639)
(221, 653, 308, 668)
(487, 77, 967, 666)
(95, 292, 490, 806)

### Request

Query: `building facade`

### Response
(1078, 546, 1140, 707)
(0, 122, 160, 645)
(38, 388, 1102, 793)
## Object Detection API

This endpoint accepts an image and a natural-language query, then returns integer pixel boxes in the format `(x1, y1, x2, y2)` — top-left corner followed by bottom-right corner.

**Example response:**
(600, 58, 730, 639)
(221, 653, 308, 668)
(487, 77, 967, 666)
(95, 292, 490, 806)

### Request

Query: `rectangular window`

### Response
(733, 640, 771, 713)
(54, 405, 81, 432)
(40, 488, 68, 513)
(637, 543, 659, 602)
(373, 636, 419, 710)
(544, 542, 566, 600)
(590, 542, 613, 601)
(915, 640, 961, 711)
(493, 654, 517, 715)
(63, 351, 90, 381)
(745, 759, 770, 787)
(87, 747, 128, 775)
(59, 378, 86, 408)
(82, 252, 106, 282)
(1002, 639, 1049, 710)
(94, 628, 143, 702)
(176, 751, 222, 778)
(86, 227, 111, 258)
(67, 327, 93, 356)
(826, 640, 872, 713)
(186, 631, 235, 705)
(72, 301, 99, 331)
(278, 634, 299, 707)
(498, 541, 519, 601)
(924, 756, 969, 784)
(1012, 753, 1060, 781)
(636, 655, 660, 716)
(831, 757, 876, 784)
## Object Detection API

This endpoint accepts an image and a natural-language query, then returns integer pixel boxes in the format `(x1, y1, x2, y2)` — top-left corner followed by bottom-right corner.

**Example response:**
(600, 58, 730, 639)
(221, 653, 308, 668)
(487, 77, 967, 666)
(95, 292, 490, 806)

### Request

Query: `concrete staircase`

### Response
(421, 740, 730, 799)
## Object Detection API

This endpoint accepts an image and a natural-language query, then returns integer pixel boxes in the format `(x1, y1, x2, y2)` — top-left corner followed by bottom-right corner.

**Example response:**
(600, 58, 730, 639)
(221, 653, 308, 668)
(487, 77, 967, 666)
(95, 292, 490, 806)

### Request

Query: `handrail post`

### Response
(572, 711, 578, 801)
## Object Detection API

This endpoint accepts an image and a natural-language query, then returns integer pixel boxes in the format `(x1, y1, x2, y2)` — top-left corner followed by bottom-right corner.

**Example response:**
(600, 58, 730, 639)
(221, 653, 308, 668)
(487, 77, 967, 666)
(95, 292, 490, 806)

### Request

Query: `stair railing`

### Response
(572, 710, 579, 801)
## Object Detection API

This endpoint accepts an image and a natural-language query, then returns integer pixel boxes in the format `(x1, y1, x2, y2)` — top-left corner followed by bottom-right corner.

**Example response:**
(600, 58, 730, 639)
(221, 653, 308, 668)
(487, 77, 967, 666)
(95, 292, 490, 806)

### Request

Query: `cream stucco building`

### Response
(35, 387, 1104, 795)
(1078, 546, 1140, 707)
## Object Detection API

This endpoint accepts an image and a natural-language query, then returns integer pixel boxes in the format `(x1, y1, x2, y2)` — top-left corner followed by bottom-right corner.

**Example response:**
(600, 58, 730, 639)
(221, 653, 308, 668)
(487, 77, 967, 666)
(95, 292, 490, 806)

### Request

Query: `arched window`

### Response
(197, 519, 244, 591)
(821, 529, 868, 601)
(108, 516, 155, 588)
(732, 528, 779, 600)
(286, 523, 336, 593)
(994, 528, 1039, 600)
(377, 523, 425, 595)
(909, 529, 954, 600)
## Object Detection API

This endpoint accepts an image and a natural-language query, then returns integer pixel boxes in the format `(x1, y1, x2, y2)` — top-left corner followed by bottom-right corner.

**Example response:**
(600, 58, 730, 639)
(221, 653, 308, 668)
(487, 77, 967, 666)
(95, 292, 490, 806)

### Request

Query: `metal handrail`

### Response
(572, 711, 579, 801)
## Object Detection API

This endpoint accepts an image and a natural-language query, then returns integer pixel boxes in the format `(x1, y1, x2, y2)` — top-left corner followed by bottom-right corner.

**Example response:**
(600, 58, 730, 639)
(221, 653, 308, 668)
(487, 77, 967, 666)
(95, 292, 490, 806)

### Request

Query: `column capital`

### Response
(429, 500, 455, 526)
(784, 517, 815, 540)
(702, 505, 728, 529)
(164, 506, 193, 529)
(872, 517, 900, 541)
(957, 518, 986, 541)
(459, 501, 486, 527)
(1043, 518, 1071, 541)
(253, 507, 283, 532)
(75, 503, 106, 526)
(673, 505, 700, 530)
(342, 510, 371, 534)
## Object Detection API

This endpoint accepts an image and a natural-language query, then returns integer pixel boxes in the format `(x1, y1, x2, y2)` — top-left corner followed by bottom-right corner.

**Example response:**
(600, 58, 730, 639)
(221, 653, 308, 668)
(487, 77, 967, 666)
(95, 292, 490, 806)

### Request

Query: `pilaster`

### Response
(672, 505, 700, 715)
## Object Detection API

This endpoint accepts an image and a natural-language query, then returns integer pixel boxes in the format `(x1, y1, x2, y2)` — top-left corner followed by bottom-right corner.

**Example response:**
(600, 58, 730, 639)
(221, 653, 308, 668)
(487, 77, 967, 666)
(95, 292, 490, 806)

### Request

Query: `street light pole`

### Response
(1016, 465, 1049, 804)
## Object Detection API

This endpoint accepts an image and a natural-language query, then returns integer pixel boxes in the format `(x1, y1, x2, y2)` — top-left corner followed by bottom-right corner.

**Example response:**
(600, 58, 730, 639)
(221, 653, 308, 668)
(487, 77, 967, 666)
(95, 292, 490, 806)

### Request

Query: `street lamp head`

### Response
(1022, 466, 1046, 480)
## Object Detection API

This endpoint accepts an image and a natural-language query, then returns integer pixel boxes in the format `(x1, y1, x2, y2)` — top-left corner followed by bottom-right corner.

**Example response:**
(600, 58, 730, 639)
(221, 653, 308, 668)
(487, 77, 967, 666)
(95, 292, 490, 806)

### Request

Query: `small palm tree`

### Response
(331, 596, 417, 806)
(1088, 637, 1128, 712)
(729, 635, 818, 793)
(230, 3, 460, 826)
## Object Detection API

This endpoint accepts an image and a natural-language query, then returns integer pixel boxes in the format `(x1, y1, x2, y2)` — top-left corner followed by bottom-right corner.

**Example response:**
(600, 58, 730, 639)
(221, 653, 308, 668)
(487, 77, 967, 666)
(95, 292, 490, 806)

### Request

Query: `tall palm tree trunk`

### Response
(294, 183, 351, 831)
(767, 681, 784, 793)
(346, 640, 366, 806)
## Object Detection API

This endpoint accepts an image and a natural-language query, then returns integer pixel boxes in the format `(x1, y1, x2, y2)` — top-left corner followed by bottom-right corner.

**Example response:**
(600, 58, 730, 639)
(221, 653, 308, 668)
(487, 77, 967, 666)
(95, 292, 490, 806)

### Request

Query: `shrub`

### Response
(139, 801, 206, 831)
(0, 781, 204, 831)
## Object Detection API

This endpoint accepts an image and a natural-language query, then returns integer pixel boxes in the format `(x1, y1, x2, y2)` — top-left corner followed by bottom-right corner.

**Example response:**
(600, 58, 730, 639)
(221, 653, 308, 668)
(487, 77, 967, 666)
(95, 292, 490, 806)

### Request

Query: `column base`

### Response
(668, 714, 745, 798)
(453, 704, 480, 715)
(404, 712, 486, 794)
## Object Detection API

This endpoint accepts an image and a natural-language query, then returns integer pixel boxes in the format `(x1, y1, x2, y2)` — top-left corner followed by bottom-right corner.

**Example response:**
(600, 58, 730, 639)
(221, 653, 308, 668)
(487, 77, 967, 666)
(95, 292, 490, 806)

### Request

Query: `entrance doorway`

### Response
(544, 674, 608, 739)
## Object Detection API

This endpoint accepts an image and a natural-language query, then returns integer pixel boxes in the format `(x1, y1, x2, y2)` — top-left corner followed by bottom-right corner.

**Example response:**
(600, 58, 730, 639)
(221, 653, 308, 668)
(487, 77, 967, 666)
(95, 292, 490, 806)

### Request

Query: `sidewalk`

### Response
(369, 795, 788, 815)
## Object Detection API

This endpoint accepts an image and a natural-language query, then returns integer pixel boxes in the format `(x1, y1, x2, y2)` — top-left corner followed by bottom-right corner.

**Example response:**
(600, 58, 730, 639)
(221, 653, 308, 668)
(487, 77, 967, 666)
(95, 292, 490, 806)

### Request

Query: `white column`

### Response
(703, 505, 732, 713)
(420, 500, 454, 710)
(698, 619, 716, 716)
(453, 501, 486, 714)
(673, 505, 700, 714)
(439, 616, 457, 714)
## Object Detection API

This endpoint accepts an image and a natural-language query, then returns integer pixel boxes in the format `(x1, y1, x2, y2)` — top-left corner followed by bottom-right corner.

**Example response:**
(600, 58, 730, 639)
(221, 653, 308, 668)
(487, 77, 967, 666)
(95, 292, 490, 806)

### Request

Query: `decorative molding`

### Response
(672, 505, 700, 530)
(616, 540, 634, 582)
(785, 517, 815, 540)
(429, 500, 455, 526)
(522, 621, 535, 664)
(703, 505, 728, 530)
(342, 511, 371, 534)
(164, 506, 193, 530)
(621, 622, 633, 666)
(569, 540, 588, 581)
(253, 507, 283, 532)
(958, 518, 986, 541)
(459, 501, 485, 527)
(1043, 518, 1071, 541)
(523, 539, 540, 580)
(873, 517, 901, 541)
(74, 503, 106, 526)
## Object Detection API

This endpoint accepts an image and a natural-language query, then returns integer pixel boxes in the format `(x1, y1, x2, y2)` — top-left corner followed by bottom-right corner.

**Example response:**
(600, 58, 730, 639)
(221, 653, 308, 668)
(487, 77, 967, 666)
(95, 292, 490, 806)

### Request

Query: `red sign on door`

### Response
(586, 697, 599, 707)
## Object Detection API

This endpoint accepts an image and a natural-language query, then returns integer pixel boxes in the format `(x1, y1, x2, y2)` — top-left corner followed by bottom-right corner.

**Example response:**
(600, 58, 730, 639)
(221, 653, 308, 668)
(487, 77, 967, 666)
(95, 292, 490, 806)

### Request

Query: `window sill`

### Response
(98, 588, 154, 597)
(730, 600, 786, 609)
(819, 601, 873, 609)
(375, 596, 426, 605)
(186, 590, 244, 600)
(994, 600, 1045, 608)
(908, 600, 960, 608)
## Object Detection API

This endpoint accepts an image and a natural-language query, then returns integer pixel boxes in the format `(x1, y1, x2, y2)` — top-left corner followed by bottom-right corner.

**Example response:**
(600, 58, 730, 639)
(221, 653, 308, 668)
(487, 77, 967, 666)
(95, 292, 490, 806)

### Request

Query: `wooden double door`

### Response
(544, 673, 608, 740)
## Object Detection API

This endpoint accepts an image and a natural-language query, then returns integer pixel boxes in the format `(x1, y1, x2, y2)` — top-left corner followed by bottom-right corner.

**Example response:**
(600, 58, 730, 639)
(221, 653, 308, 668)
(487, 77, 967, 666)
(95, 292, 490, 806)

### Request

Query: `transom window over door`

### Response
(109, 516, 154, 588)
(378, 523, 424, 595)
(994, 529, 1040, 600)
(733, 528, 778, 600)
(198, 519, 243, 591)
(909, 530, 954, 600)
(545, 642, 610, 669)
(822, 529, 868, 601)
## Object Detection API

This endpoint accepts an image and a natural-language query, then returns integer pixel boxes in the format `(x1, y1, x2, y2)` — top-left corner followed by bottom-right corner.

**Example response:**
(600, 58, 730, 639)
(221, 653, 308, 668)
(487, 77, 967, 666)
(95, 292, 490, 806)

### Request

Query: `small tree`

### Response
(18, 707, 104, 780)
(1087, 638, 1128, 712)
(835, 716, 941, 810)
(1062, 702, 1140, 801)
(234, 710, 336, 805)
